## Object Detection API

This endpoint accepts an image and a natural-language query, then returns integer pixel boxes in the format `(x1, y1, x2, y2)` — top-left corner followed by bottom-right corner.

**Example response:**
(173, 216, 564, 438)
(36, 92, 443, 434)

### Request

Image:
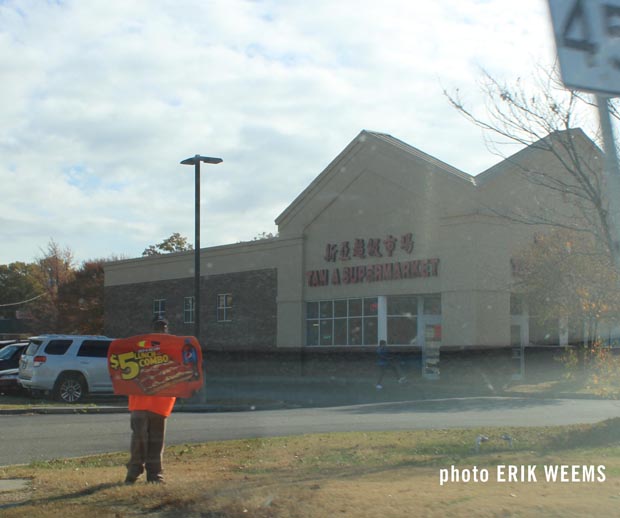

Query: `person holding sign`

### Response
(124, 318, 177, 485)
(108, 317, 204, 484)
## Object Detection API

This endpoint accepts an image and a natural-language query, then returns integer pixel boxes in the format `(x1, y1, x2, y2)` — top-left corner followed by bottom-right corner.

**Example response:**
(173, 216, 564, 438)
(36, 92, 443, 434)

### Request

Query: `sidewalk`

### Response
(0, 369, 604, 415)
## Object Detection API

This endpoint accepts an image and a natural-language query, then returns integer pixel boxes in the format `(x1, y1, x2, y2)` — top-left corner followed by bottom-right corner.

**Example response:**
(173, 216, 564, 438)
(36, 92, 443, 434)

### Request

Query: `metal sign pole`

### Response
(596, 95, 620, 269)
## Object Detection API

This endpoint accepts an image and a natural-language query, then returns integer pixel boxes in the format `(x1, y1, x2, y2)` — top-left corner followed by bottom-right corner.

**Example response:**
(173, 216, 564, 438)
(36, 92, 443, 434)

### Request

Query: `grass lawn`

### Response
(2, 419, 620, 517)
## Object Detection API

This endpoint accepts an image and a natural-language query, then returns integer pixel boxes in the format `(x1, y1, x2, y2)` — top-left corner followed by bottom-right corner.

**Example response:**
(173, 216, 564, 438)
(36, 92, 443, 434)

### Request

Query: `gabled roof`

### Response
(274, 128, 601, 229)
(275, 129, 475, 227)
(367, 131, 475, 184)
(474, 128, 600, 185)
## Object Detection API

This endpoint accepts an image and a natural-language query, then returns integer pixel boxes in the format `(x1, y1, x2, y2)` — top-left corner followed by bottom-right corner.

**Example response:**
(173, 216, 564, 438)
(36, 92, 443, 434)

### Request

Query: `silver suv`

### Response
(18, 335, 114, 403)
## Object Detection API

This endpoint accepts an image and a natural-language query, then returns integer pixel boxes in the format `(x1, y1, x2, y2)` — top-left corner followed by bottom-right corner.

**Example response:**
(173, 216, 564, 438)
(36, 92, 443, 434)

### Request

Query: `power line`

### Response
(0, 293, 46, 308)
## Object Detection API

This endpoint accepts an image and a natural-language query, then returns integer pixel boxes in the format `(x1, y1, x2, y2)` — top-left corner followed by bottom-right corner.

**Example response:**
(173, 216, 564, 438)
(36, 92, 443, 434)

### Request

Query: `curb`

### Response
(0, 401, 293, 416)
(0, 406, 127, 415)
(0, 392, 605, 416)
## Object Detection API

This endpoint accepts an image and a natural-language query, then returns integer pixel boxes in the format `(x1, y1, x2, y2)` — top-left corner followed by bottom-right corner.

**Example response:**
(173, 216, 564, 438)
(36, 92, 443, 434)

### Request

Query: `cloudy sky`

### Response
(0, 0, 559, 265)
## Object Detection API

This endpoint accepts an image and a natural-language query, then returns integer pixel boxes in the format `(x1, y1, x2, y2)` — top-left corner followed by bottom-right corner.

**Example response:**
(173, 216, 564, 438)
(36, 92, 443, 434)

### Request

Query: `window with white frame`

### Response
(217, 294, 233, 322)
(184, 296, 195, 324)
(153, 299, 166, 320)
(306, 297, 378, 346)
(307, 295, 441, 347)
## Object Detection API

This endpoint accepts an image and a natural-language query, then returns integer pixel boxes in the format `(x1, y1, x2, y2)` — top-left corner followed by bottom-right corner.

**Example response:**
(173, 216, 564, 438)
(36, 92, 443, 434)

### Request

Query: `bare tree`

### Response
(445, 67, 618, 260)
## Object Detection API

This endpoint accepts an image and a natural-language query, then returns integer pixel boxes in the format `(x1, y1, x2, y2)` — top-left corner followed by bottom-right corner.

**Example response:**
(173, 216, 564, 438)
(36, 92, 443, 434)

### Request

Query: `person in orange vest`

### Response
(125, 317, 176, 484)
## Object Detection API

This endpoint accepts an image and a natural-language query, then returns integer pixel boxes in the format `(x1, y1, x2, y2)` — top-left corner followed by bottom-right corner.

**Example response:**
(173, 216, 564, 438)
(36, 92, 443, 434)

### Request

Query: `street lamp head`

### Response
(180, 155, 223, 165)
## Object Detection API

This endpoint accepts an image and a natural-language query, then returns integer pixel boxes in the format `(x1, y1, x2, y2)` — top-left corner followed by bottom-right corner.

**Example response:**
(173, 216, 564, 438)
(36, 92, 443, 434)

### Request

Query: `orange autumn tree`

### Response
(513, 228, 620, 396)
(513, 229, 620, 345)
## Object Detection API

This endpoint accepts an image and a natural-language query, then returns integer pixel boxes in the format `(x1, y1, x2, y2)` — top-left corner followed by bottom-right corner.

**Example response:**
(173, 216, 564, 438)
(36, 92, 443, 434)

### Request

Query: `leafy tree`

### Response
(57, 260, 105, 335)
(29, 239, 76, 333)
(0, 262, 45, 320)
(142, 233, 193, 256)
(252, 231, 278, 241)
(0, 243, 124, 336)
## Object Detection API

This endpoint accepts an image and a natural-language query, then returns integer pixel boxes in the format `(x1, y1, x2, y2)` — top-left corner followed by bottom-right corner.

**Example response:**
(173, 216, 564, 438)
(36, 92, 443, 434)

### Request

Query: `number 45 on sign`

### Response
(548, 0, 620, 96)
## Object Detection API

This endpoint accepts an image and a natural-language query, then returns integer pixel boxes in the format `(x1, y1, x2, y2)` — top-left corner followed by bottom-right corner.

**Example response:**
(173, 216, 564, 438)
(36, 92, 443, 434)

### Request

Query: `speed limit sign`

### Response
(548, 0, 620, 95)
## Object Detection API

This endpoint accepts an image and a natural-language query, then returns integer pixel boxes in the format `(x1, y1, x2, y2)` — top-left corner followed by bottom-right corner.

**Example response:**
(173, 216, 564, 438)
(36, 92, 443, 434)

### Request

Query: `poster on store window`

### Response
(108, 334, 203, 398)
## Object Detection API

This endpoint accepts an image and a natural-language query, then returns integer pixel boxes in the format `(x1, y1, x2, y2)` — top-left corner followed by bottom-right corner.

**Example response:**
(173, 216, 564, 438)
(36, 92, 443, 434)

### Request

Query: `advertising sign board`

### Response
(108, 334, 203, 398)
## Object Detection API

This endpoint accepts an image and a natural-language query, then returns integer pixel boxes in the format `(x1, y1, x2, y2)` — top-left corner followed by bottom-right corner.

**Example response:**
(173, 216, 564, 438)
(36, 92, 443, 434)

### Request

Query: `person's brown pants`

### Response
(127, 410, 167, 482)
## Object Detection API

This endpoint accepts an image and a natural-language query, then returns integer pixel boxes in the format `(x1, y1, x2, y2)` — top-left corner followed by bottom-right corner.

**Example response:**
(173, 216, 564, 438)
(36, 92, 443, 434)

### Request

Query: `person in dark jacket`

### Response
(375, 339, 406, 389)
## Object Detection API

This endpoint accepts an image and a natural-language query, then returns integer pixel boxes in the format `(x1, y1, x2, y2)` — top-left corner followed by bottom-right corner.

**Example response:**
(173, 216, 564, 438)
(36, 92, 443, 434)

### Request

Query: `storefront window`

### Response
(349, 298, 362, 317)
(334, 299, 347, 318)
(306, 320, 319, 346)
(388, 295, 416, 317)
(334, 318, 347, 344)
(388, 315, 417, 345)
(307, 301, 318, 319)
(423, 295, 441, 315)
(510, 294, 524, 315)
(364, 316, 378, 345)
(320, 300, 333, 318)
(306, 297, 378, 346)
(364, 298, 378, 315)
(320, 319, 333, 345)
(529, 317, 559, 346)
(348, 318, 362, 345)
(387, 295, 417, 345)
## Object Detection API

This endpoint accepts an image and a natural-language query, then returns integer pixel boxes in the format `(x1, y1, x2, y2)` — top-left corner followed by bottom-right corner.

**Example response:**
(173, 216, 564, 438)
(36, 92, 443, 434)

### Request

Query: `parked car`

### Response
(0, 341, 28, 394)
(0, 341, 28, 370)
(0, 368, 22, 394)
(18, 335, 115, 403)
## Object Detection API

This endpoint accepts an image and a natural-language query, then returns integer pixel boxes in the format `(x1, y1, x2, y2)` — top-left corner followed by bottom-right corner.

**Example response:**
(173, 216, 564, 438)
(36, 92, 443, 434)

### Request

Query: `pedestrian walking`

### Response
(375, 339, 407, 389)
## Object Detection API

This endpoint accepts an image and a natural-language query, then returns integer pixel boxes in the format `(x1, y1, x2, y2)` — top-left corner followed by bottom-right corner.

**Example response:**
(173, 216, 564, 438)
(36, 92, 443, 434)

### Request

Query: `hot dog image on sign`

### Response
(108, 334, 203, 398)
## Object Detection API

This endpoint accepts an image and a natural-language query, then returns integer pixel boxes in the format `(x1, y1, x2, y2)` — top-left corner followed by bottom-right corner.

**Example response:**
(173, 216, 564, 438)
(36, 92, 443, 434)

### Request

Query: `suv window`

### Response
(25, 340, 42, 355)
(0, 345, 19, 360)
(77, 340, 112, 358)
(44, 340, 73, 355)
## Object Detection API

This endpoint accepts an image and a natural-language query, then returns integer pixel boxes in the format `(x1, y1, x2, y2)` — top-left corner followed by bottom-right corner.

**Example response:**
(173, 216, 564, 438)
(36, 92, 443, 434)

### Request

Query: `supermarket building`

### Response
(104, 129, 599, 365)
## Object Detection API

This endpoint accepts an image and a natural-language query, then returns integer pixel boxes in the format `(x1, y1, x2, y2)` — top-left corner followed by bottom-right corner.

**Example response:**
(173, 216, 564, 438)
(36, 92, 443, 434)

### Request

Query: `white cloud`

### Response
(0, 0, 571, 264)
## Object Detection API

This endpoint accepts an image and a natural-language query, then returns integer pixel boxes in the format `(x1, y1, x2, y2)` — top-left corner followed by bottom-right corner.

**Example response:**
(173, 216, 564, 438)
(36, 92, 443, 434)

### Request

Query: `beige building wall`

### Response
(105, 128, 601, 350)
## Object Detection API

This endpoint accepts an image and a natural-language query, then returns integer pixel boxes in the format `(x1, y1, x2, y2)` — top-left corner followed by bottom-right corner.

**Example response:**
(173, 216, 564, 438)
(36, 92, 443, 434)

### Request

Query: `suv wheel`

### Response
(55, 374, 87, 403)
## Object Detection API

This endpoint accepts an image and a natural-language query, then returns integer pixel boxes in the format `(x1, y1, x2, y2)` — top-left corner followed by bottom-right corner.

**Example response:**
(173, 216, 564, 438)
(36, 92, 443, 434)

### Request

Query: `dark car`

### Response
(0, 342, 28, 369)
(0, 342, 28, 394)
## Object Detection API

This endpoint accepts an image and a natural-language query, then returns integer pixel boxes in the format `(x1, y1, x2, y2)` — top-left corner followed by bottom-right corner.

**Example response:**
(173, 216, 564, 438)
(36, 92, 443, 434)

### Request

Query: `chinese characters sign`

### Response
(306, 232, 439, 287)
(323, 233, 414, 262)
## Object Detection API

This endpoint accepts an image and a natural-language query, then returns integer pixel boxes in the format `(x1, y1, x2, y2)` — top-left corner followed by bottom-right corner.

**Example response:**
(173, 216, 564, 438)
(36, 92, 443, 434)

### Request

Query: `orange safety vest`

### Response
(128, 394, 176, 417)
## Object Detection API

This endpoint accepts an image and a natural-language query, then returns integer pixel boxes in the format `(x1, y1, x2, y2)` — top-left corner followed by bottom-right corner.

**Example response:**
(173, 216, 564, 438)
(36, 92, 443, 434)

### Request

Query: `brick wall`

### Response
(104, 268, 277, 349)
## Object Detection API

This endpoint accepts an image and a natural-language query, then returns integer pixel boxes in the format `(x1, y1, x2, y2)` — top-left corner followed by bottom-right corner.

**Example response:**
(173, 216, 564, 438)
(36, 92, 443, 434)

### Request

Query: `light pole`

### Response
(180, 155, 223, 347)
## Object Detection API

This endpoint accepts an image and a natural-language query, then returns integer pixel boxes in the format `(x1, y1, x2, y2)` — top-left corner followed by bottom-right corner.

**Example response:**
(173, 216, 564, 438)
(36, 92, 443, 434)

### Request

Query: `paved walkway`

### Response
(0, 370, 600, 415)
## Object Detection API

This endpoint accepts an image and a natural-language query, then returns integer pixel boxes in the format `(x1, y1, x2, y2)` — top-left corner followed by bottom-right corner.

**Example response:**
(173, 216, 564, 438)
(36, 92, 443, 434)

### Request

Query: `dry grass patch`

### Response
(2, 421, 620, 517)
